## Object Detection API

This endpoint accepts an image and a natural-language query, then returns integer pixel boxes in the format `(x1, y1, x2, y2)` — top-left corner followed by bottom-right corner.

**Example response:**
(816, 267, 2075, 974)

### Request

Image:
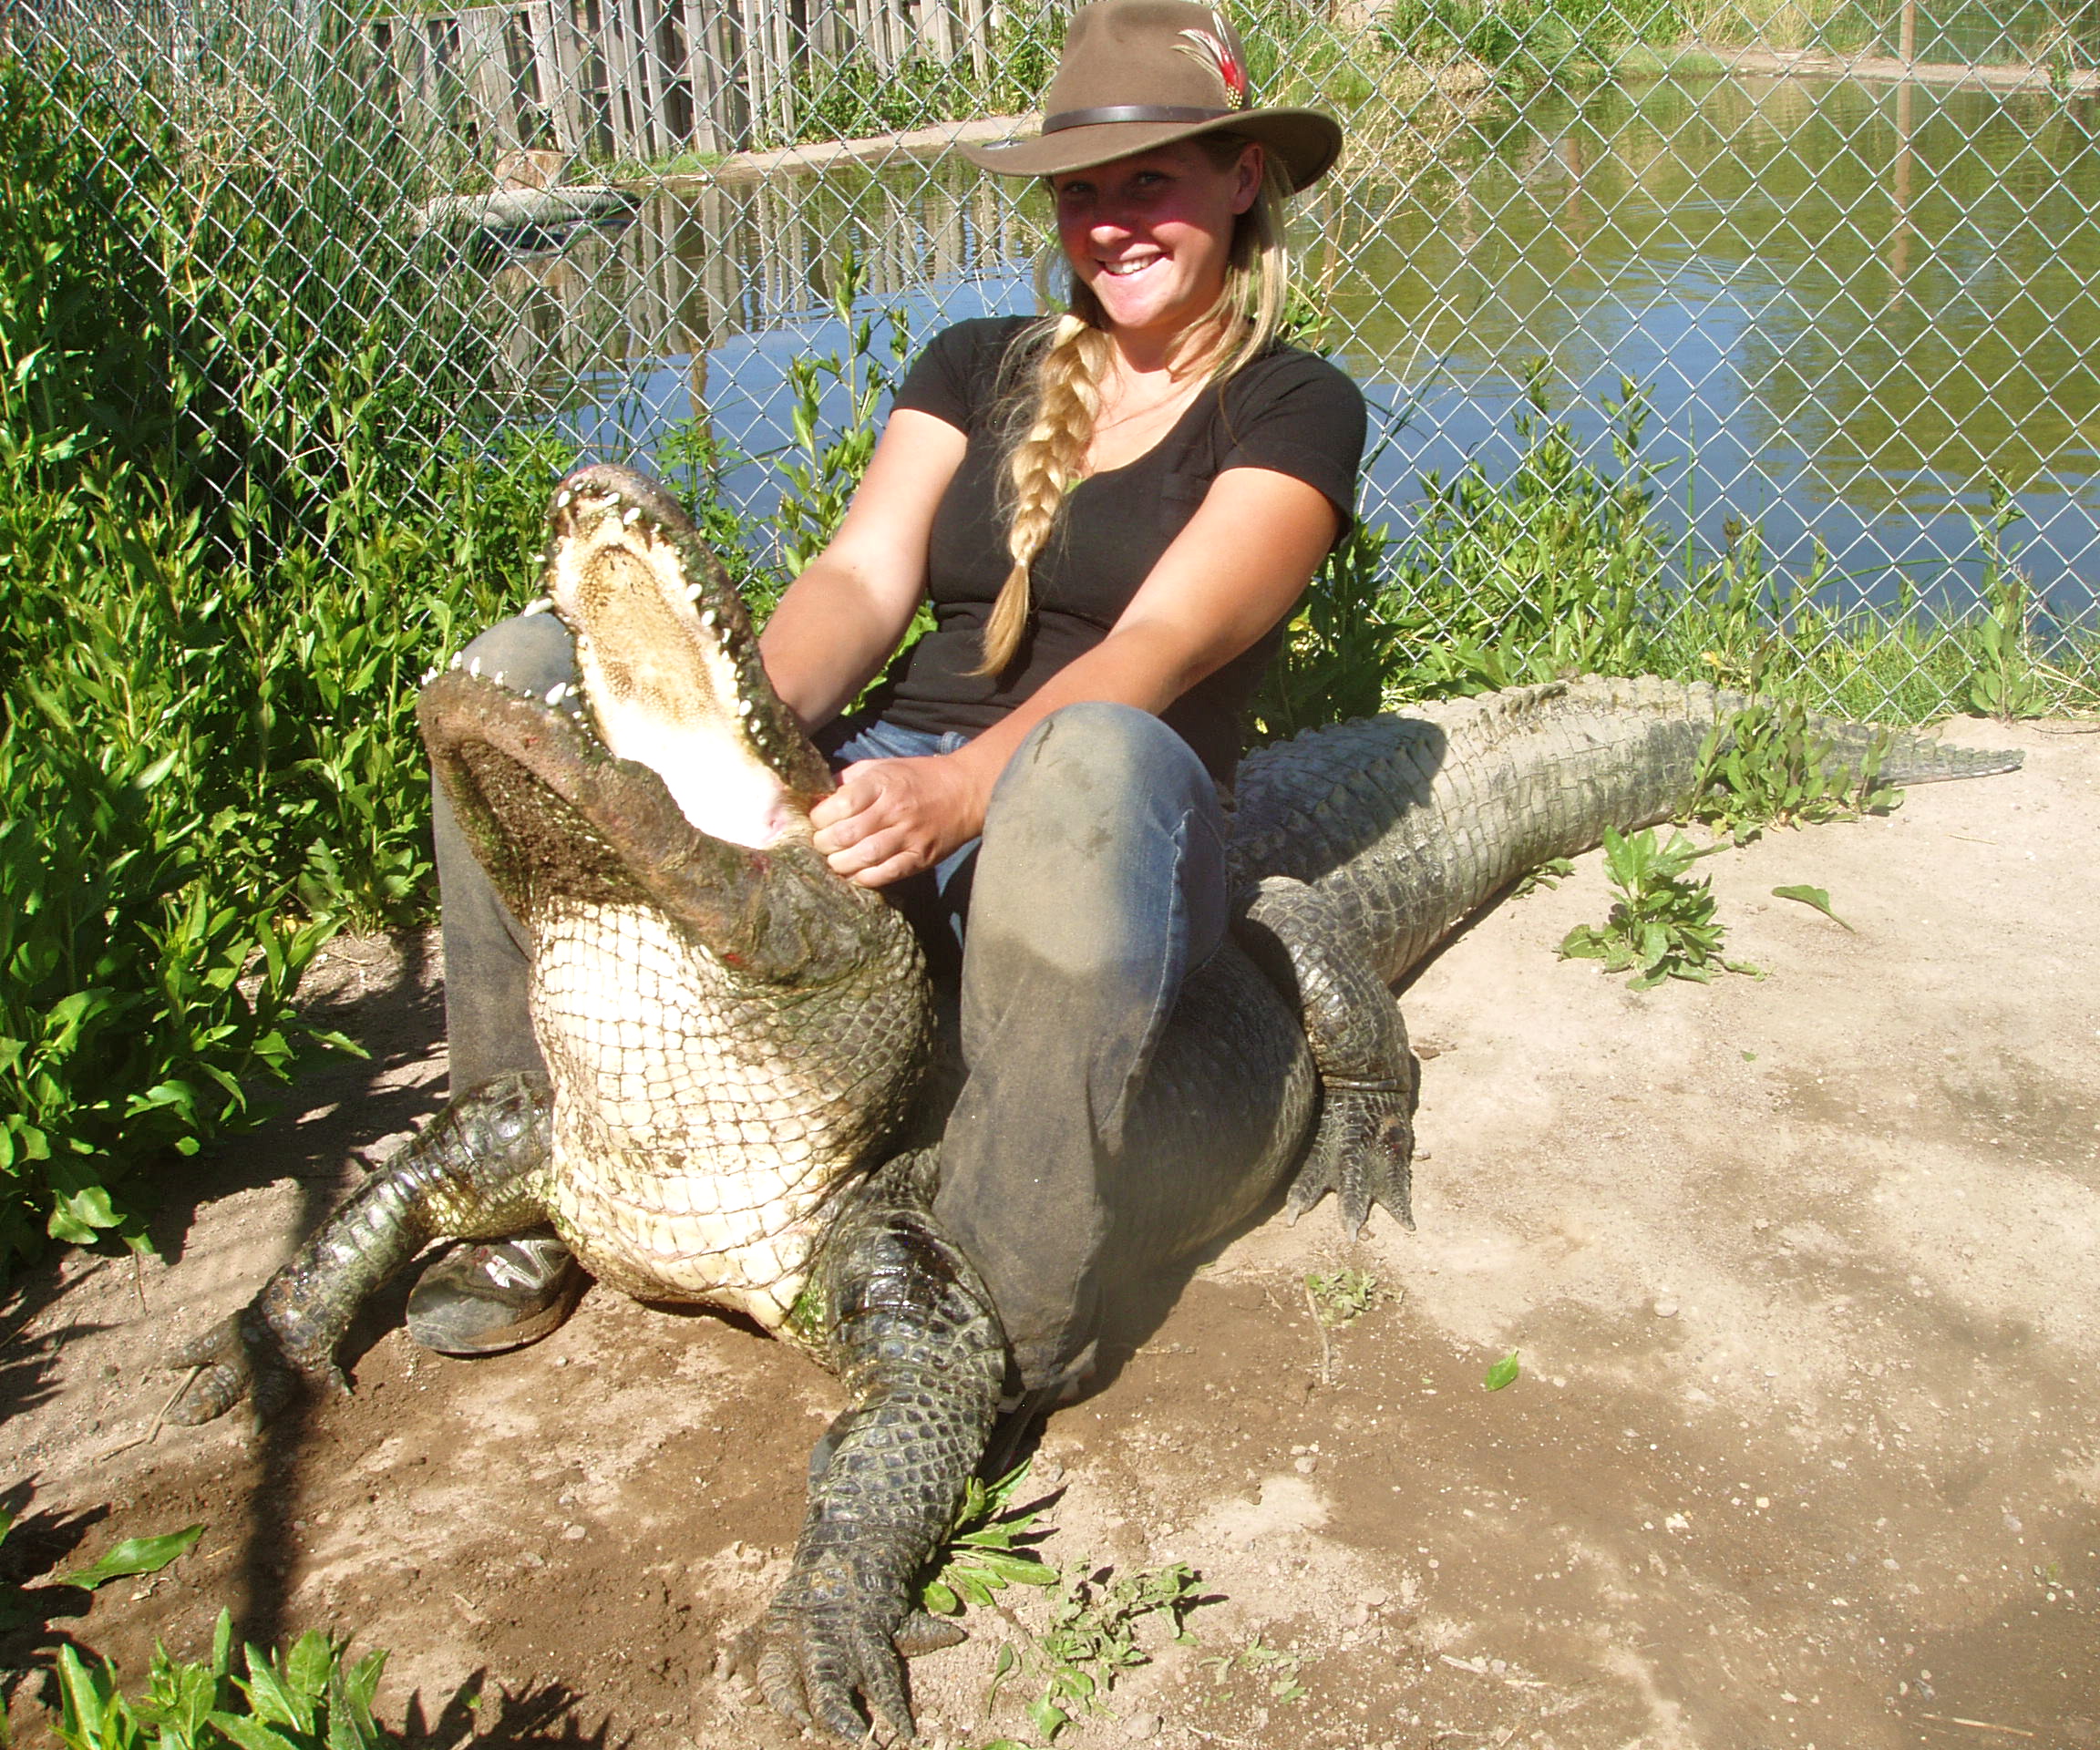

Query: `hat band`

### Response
(1041, 103, 1234, 133)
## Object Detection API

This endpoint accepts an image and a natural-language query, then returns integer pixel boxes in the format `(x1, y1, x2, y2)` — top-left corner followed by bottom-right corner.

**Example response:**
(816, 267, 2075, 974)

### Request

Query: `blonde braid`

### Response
(976, 309, 1114, 676)
(975, 139, 1296, 677)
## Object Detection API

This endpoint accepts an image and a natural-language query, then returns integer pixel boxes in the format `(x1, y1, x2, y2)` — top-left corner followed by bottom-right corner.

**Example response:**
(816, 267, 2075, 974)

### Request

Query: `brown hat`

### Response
(959, 0, 1342, 192)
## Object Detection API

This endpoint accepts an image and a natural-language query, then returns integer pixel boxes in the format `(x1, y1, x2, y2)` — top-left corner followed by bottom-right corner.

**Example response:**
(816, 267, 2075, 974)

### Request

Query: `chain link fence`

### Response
(13, 0, 2100, 712)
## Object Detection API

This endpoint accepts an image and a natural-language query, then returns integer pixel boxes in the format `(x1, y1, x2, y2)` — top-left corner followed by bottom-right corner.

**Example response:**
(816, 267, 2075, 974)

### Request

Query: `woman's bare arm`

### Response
(810, 466, 1341, 886)
(759, 408, 968, 735)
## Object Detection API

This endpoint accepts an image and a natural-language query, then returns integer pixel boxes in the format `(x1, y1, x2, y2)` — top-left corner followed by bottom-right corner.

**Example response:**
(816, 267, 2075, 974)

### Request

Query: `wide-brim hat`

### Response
(959, 0, 1342, 193)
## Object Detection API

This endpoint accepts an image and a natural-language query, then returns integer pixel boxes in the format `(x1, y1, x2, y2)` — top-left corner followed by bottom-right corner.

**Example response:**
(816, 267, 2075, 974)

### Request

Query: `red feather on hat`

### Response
(1177, 9, 1249, 109)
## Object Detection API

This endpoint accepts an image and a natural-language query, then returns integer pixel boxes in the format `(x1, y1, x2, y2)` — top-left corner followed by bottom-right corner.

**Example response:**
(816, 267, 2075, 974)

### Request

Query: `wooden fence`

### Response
(369, 0, 1017, 162)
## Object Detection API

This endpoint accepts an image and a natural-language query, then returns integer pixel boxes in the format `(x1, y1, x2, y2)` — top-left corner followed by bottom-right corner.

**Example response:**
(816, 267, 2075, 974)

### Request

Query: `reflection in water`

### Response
(505, 74, 2100, 611)
(1335, 79, 2100, 499)
(481, 160, 1041, 403)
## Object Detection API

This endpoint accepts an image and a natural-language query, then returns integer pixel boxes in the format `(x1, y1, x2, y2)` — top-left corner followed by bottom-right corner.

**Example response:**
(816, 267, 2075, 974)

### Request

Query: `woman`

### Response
(412, 0, 1364, 1408)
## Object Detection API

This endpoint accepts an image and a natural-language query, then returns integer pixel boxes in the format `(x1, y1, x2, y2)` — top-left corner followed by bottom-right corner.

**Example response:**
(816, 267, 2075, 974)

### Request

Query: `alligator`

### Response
(164, 462, 2021, 1742)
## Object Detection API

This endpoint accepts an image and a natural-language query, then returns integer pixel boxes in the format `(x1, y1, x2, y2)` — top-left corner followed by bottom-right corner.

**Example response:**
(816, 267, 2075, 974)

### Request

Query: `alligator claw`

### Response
(738, 1601, 924, 1743)
(163, 1304, 342, 1428)
(1285, 1086, 1415, 1235)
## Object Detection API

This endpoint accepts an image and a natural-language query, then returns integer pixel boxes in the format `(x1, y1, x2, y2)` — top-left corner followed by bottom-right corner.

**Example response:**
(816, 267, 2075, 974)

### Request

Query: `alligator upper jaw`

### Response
(417, 464, 885, 980)
(541, 463, 831, 851)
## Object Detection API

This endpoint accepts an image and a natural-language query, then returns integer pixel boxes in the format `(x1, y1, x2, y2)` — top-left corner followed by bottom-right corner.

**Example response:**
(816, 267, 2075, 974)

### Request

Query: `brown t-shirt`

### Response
(868, 316, 1366, 784)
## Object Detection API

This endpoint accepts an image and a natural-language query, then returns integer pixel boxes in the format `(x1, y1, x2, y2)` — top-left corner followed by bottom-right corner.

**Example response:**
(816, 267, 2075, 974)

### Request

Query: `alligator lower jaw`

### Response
(543, 464, 829, 851)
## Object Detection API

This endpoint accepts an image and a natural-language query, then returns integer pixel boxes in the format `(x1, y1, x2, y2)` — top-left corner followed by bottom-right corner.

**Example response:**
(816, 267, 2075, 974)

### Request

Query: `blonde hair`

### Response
(975, 137, 1296, 677)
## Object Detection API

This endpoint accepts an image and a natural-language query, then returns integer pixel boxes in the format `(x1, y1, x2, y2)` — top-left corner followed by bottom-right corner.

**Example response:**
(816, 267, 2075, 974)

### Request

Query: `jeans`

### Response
(433, 615, 1230, 1391)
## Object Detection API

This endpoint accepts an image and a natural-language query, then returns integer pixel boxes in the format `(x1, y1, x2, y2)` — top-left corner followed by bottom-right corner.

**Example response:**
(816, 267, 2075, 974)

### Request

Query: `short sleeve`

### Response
(1216, 351, 1367, 534)
(890, 317, 1032, 438)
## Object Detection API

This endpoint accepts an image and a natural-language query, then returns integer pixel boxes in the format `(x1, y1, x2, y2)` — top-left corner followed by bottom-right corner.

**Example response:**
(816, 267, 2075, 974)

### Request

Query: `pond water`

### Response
(521, 71, 2100, 616)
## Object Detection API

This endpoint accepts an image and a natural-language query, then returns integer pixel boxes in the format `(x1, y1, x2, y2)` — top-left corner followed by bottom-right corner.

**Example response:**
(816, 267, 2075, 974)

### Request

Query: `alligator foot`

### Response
(164, 1302, 343, 1427)
(158, 1076, 556, 1430)
(731, 1584, 963, 1743)
(1284, 1082, 1415, 1234)
(1238, 875, 1419, 1236)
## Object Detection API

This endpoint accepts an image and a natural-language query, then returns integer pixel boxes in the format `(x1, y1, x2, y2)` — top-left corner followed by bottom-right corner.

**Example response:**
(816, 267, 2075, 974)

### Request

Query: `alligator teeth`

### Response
(449, 652, 464, 670)
(420, 667, 437, 685)
(685, 583, 705, 603)
(736, 697, 753, 716)
(555, 488, 572, 509)
(546, 683, 569, 705)
(468, 657, 482, 677)
(622, 505, 643, 526)
(522, 596, 554, 616)
(699, 610, 717, 628)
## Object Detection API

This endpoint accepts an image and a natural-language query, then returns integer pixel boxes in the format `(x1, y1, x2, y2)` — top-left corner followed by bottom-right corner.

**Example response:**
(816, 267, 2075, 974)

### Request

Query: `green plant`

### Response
(1559, 826, 1759, 991)
(1380, 367, 1668, 701)
(1202, 1633, 1307, 1704)
(1771, 883, 1853, 930)
(53, 1611, 390, 1750)
(1690, 677, 1899, 846)
(921, 1461, 1059, 1616)
(0, 421, 552, 1264)
(992, 1560, 1206, 1743)
(1250, 521, 1408, 743)
(0, 1514, 201, 1644)
(0, 54, 172, 484)
(768, 253, 913, 595)
(1963, 484, 2047, 723)
(1512, 855, 1576, 897)
(1304, 1267, 1382, 1326)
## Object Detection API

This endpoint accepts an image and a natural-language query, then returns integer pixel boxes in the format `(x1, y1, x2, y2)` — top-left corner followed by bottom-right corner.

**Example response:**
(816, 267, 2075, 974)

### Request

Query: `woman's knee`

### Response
(988, 702, 1210, 829)
(970, 703, 1228, 977)
(451, 613, 576, 696)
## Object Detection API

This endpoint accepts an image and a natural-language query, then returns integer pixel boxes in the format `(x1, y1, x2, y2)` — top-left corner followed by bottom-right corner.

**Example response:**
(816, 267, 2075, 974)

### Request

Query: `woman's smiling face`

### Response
(1052, 139, 1262, 352)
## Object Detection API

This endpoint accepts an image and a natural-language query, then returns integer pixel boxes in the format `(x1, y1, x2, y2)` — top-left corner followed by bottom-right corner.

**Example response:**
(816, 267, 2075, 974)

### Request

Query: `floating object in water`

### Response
(417, 183, 638, 239)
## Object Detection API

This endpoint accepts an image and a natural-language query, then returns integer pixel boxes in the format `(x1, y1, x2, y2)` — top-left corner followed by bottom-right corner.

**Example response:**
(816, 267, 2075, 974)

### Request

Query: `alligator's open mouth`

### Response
(542, 465, 829, 849)
(417, 464, 847, 953)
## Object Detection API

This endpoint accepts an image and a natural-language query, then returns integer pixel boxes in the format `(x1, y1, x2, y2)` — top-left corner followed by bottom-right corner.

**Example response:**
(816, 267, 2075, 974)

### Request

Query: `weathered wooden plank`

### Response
(458, 7, 523, 150)
(528, 0, 589, 154)
(680, 0, 746, 152)
(602, 0, 640, 157)
(381, 16, 438, 153)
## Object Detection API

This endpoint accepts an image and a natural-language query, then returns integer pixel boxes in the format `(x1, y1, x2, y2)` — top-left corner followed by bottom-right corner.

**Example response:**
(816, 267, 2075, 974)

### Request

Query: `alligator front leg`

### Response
(741, 1148, 1004, 1742)
(166, 1072, 554, 1425)
(1237, 876, 1418, 1235)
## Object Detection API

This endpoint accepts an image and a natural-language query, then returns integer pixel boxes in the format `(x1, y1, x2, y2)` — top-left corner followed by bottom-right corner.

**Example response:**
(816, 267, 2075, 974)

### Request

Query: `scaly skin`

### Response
(168, 1074, 553, 1422)
(164, 465, 2023, 1743)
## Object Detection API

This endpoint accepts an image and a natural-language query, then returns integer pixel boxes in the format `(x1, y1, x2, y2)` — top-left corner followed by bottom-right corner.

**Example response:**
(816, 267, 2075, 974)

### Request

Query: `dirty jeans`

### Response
(433, 614, 1230, 1392)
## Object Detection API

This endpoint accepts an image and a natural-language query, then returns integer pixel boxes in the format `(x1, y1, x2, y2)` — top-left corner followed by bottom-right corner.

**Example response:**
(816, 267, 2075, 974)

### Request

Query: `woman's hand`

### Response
(810, 753, 987, 888)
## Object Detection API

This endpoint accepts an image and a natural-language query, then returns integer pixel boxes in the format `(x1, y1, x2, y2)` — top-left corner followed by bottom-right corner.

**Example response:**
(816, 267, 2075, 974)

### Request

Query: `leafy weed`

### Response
(1691, 669, 1899, 846)
(921, 1460, 1058, 1618)
(1202, 1634, 1308, 1704)
(1560, 827, 1761, 991)
(992, 1560, 1208, 1743)
(1304, 1268, 1383, 1327)
(52, 1611, 390, 1750)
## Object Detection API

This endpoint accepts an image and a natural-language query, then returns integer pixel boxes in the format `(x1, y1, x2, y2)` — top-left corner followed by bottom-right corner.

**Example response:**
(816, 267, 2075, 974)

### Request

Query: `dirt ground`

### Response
(5, 715, 2097, 1750)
